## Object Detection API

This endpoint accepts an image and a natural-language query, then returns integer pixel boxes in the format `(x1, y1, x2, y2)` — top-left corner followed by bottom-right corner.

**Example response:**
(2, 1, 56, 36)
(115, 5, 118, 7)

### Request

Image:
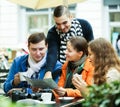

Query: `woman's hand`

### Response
(54, 87, 67, 97)
(72, 74, 87, 89)
(72, 74, 88, 97)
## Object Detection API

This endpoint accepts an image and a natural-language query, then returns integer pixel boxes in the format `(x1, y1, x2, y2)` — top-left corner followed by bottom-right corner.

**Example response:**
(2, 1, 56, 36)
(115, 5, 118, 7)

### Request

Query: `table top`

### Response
(0, 93, 84, 107)
(54, 97, 84, 107)
(62, 99, 84, 107)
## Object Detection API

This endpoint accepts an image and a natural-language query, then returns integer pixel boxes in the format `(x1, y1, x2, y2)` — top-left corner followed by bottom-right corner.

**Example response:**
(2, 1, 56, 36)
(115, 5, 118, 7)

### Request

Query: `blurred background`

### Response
(0, 0, 120, 69)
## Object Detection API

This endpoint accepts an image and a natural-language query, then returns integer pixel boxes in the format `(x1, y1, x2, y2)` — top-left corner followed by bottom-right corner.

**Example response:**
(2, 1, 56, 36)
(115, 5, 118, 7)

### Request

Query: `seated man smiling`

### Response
(3, 32, 62, 94)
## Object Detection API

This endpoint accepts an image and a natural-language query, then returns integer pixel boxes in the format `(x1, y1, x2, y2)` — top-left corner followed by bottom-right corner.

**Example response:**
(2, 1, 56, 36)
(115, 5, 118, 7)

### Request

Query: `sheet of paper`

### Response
(24, 76, 58, 89)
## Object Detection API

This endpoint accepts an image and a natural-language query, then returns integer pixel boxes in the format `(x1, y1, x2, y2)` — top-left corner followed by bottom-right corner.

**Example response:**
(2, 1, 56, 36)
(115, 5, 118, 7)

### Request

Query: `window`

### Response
(109, 6, 120, 52)
(25, 5, 76, 36)
(28, 14, 49, 35)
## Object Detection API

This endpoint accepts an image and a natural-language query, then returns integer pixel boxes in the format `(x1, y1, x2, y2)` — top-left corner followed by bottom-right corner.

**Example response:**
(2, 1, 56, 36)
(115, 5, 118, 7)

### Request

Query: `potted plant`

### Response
(82, 81, 120, 107)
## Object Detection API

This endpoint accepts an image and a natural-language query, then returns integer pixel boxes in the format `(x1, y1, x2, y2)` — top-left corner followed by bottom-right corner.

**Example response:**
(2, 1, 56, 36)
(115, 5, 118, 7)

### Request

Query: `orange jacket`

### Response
(54, 58, 94, 98)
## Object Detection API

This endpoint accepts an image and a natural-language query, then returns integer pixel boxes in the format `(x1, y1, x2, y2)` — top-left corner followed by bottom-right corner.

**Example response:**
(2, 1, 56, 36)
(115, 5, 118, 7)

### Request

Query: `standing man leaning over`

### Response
(44, 5, 94, 78)
(3, 32, 62, 94)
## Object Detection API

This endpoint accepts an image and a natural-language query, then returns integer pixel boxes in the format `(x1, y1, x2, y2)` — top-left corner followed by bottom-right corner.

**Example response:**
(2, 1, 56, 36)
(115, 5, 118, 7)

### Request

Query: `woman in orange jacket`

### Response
(54, 36, 94, 98)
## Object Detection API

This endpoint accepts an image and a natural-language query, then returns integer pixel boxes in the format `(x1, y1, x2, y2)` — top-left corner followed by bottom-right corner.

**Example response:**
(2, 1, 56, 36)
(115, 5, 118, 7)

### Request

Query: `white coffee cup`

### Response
(73, 73, 82, 79)
(41, 92, 52, 102)
(78, 75, 82, 79)
(19, 72, 27, 81)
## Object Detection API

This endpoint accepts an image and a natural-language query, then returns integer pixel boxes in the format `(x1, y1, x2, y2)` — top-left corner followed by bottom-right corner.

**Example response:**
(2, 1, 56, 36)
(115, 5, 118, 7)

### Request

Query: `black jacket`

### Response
(46, 18, 94, 72)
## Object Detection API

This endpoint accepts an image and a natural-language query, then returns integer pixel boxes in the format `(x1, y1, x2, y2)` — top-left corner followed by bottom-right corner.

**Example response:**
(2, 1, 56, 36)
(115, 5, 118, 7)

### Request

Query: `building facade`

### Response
(0, 0, 120, 50)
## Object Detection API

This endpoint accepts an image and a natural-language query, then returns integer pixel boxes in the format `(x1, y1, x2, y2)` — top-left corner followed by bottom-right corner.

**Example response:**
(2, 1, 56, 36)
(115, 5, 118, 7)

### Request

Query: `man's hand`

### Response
(7, 88, 22, 96)
(44, 71, 52, 79)
(31, 87, 42, 92)
(13, 73, 21, 86)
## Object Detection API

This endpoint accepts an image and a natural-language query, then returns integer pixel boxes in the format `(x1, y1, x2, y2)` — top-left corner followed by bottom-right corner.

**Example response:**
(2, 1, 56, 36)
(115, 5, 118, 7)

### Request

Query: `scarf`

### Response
(56, 19, 83, 64)
(25, 53, 47, 78)
(65, 55, 87, 88)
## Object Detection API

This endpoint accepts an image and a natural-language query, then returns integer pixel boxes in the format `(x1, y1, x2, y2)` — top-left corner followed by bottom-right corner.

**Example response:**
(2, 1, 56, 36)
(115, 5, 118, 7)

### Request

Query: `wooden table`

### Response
(53, 98, 84, 107)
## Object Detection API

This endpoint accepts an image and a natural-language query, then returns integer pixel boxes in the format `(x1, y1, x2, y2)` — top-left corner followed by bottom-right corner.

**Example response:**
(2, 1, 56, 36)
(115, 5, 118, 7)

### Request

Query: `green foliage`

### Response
(82, 81, 120, 107)
(0, 96, 47, 107)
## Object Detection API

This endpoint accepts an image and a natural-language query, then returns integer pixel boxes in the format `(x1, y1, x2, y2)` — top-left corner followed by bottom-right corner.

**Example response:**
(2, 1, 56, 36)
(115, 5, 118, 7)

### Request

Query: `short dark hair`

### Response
(28, 32, 47, 47)
(53, 5, 70, 17)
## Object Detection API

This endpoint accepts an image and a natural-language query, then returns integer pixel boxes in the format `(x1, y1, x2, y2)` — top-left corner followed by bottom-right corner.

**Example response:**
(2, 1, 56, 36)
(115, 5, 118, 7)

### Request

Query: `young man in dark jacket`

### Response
(44, 5, 94, 79)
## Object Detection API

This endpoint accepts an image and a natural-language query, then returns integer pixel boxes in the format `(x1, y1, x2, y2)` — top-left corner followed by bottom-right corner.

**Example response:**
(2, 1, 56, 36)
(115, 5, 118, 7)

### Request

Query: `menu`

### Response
(24, 76, 58, 89)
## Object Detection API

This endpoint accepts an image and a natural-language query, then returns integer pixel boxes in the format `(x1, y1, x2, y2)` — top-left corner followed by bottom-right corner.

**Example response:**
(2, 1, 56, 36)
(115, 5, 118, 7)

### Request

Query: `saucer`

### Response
(39, 101, 56, 104)
(59, 97, 74, 100)
(17, 99, 41, 104)
(58, 97, 74, 102)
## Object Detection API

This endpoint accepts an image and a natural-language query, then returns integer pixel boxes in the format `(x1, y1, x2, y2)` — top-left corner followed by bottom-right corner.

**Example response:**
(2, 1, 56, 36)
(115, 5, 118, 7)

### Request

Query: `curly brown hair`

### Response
(88, 38, 120, 85)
